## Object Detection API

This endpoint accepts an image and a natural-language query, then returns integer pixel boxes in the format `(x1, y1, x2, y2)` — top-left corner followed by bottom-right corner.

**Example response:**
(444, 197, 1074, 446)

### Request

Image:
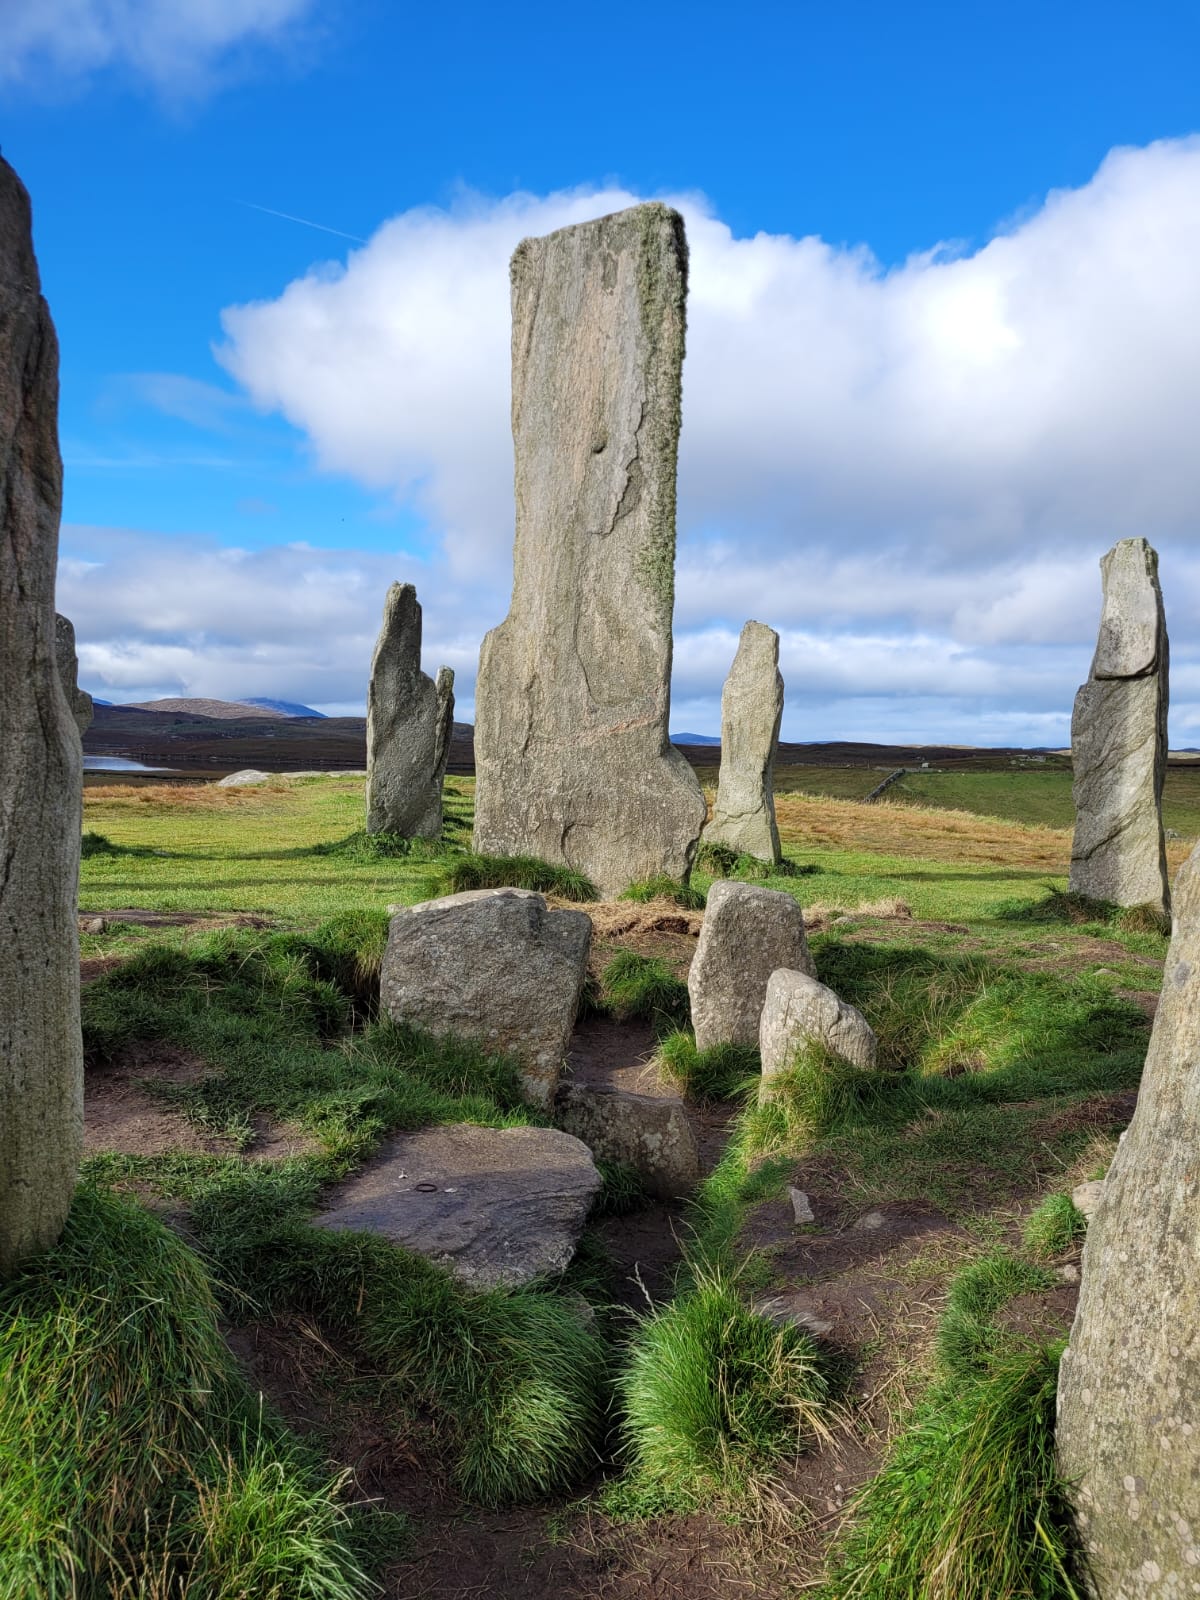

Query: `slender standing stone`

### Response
(703, 620, 783, 864)
(365, 582, 454, 838)
(1057, 838, 1200, 1596)
(1069, 539, 1169, 917)
(55, 613, 93, 736)
(0, 157, 83, 1274)
(472, 203, 706, 896)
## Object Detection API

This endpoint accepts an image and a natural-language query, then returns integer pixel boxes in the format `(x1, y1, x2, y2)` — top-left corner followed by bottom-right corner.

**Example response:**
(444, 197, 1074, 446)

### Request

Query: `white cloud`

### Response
(0, 0, 316, 93)
(64, 138, 1200, 744)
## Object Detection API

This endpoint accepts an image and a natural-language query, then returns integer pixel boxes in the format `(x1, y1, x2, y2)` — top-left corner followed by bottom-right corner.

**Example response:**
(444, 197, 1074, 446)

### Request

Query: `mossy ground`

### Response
(53, 768, 1166, 1596)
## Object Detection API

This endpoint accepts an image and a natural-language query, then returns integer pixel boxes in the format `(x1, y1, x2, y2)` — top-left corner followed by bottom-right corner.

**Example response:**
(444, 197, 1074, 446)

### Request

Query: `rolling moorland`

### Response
(24, 745, 1189, 1598)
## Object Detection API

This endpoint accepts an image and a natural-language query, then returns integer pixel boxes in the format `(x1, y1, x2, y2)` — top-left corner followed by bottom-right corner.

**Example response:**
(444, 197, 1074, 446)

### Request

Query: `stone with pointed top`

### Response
(472, 203, 706, 896)
(0, 156, 83, 1275)
(365, 582, 455, 838)
(703, 621, 783, 864)
(1069, 539, 1169, 917)
(54, 614, 92, 736)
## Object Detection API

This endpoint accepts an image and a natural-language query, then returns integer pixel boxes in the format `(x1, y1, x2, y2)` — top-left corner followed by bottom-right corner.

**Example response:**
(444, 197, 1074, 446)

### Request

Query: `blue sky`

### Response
(5, 0, 1200, 739)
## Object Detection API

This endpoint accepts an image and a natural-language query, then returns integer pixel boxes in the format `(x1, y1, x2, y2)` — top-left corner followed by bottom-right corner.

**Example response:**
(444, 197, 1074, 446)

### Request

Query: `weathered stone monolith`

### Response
(380, 887, 591, 1106)
(703, 621, 783, 864)
(689, 880, 813, 1052)
(472, 203, 706, 896)
(55, 613, 93, 736)
(365, 582, 454, 838)
(0, 157, 83, 1275)
(1057, 838, 1200, 1596)
(1069, 539, 1169, 917)
(759, 969, 877, 1103)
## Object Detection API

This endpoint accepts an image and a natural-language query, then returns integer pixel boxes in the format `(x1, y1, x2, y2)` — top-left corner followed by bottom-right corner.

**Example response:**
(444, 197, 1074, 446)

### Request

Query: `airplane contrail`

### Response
(237, 200, 367, 244)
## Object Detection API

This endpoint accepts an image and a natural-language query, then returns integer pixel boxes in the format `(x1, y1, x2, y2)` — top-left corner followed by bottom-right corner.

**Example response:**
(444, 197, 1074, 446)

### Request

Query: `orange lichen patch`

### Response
(775, 792, 1071, 870)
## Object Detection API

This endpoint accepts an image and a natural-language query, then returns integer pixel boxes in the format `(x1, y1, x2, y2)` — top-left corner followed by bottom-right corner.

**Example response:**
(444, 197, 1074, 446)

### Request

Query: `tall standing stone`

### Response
(0, 158, 83, 1274)
(365, 582, 454, 838)
(1069, 539, 1169, 917)
(1057, 838, 1200, 1596)
(472, 203, 706, 897)
(703, 620, 783, 864)
(55, 613, 93, 736)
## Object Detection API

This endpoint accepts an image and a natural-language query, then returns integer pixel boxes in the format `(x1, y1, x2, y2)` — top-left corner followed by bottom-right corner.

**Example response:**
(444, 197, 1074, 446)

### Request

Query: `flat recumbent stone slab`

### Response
(313, 1123, 601, 1289)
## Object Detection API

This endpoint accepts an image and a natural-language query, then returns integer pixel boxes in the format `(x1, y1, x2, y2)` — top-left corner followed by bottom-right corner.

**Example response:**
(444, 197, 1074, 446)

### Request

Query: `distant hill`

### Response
(671, 732, 720, 746)
(125, 697, 285, 719)
(240, 697, 325, 719)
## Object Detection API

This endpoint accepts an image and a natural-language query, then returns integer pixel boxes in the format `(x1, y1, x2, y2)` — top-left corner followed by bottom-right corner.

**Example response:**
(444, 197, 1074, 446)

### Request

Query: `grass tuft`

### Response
(426, 851, 598, 902)
(824, 1342, 1081, 1599)
(601, 951, 691, 1034)
(694, 841, 812, 880)
(1023, 1193, 1087, 1260)
(619, 874, 706, 910)
(615, 1261, 833, 1510)
(656, 1030, 760, 1102)
(0, 1185, 367, 1599)
(593, 1159, 651, 1217)
(935, 1250, 1057, 1381)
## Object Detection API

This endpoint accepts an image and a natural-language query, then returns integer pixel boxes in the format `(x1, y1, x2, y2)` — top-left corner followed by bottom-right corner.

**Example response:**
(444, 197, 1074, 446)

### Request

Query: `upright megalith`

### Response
(365, 582, 455, 838)
(1069, 539, 1169, 917)
(689, 880, 812, 1052)
(55, 613, 93, 736)
(703, 621, 784, 864)
(0, 157, 83, 1274)
(472, 203, 706, 896)
(1057, 839, 1200, 1596)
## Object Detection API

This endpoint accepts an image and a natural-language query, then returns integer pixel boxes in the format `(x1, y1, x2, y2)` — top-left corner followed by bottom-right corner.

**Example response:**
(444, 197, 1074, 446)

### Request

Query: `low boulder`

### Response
(216, 769, 271, 788)
(555, 1081, 699, 1199)
(688, 880, 813, 1052)
(380, 887, 591, 1106)
(759, 968, 878, 1102)
(313, 1123, 600, 1289)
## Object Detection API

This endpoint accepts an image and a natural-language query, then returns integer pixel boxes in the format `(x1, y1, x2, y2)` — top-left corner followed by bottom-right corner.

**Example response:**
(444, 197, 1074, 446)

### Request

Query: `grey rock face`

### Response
(555, 1081, 698, 1199)
(0, 157, 83, 1274)
(1057, 839, 1200, 1596)
(380, 887, 591, 1106)
(472, 203, 706, 896)
(216, 768, 271, 787)
(689, 880, 813, 1052)
(759, 969, 877, 1102)
(1069, 540, 1169, 916)
(366, 583, 454, 838)
(314, 1123, 600, 1289)
(702, 621, 783, 863)
(54, 613, 92, 735)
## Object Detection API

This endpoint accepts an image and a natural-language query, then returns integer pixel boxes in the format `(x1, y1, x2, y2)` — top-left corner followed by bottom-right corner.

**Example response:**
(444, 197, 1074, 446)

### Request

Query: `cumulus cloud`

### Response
(220, 138, 1200, 599)
(0, 0, 316, 93)
(69, 138, 1200, 743)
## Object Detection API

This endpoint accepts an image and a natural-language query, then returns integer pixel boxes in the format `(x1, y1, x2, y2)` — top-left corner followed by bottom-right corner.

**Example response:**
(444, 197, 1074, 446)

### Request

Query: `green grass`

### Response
(694, 840, 811, 880)
(0, 1186, 368, 1600)
(613, 1262, 832, 1512)
(825, 1343, 1081, 1599)
(655, 1030, 760, 1102)
(619, 873, 706, 909)
(423, 849, 599, 902)
(600, 950, 691, 1034)
(935, 1251, 1057, 1379)
(1023, 1193, 1087, 1260)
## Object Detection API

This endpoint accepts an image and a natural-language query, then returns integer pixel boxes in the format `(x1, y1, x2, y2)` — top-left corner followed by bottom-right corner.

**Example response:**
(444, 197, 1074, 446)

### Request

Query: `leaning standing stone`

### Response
(688, 880, 812, 1052)
(380, 888, 591, 1106)
(365, 582, 455, 838)
(54, 614, 93, 736)
(703, 621, 783, 864)
(0, 157, 83, 1274)
(1069, 538, 1169, 917)
(1057, 839, 1200, 1596)
(759, 969, 877, 1102)
(472, 203, 706, 896)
